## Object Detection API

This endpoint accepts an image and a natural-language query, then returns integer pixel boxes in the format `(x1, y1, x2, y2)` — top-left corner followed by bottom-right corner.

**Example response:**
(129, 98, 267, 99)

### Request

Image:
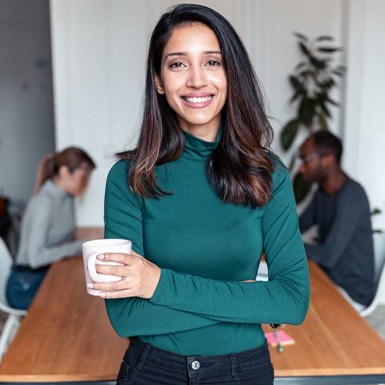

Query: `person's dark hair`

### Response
(311, 131, 343, 164)
(119, 3, 274, 207)
(34, 147, 96, 193)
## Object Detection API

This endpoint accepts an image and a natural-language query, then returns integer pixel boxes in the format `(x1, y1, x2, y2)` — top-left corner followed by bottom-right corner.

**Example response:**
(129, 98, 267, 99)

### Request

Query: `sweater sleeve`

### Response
(104, 160, 220, 337)
(24, 196, 83, 268)
(304, 187, 364, 268)
(150, 162, 310, 326)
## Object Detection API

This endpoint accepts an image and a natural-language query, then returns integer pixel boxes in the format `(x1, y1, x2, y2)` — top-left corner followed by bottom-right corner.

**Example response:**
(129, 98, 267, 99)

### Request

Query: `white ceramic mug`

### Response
(82, 239, 131, 296)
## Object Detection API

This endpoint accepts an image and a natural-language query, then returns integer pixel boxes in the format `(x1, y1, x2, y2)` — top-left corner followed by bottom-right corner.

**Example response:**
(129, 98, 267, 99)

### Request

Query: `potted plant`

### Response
(280, 33, 345, 203)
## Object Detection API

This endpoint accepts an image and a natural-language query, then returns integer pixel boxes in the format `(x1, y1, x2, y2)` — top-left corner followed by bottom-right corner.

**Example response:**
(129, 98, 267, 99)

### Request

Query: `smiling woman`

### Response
(154, 23, 227, 141)
(96, 4, 310, 385)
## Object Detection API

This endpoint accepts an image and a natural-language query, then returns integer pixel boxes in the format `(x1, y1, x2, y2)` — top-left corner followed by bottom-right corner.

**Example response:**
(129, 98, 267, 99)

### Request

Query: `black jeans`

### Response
(117, 339, 274, 385)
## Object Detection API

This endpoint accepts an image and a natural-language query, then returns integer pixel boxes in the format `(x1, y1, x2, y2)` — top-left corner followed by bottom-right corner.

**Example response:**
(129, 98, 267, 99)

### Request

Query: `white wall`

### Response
(343, 0, 385, 301)
(0, 0, 55, 202)
(50, 0, 345, 225)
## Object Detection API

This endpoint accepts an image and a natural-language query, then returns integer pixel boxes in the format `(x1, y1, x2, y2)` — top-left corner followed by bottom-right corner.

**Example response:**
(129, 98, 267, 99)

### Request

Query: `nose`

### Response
(298, 163, 306, 174)
(186, 66, 208, 88)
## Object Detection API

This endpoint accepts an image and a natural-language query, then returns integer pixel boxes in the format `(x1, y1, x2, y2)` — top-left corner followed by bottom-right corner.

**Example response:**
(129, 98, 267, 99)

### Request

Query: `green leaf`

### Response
(293, 32, 309, 42)
(317, 47, 342, 53)
(371, 208, 382, 216)
(316, 92, 327, 102)
(320, 78, 335, 90)
(332, 69, 345, 77)
(319, 102, 331, 117)
(288, 154, 296, 172)
(317, 112, 329, 131)
(293, 172, 313, 204)
(325, 78, 336, 89)
(280, 119, 301, 150)
(298, 69, 315, 79)
(298, 98, 316, 127)
(315, 35, 334, 41)
(289, 75, 303, 91)
(309, 56, 326, 69)
(294, 61, 306, 71)
(326, 97, 339, 106)
(298, 42, 313, 58)
(289, 90, 304, 103)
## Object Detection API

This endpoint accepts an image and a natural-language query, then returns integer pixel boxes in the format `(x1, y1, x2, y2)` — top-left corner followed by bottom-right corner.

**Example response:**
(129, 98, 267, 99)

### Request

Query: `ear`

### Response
(154, 74, 165, 94)
(322, 154, 335, 167)
(58, 165, 71, 178)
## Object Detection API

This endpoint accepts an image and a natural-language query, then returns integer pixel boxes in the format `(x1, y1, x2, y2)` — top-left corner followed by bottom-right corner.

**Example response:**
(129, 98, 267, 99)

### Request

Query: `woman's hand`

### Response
(88, 250, 161, 299)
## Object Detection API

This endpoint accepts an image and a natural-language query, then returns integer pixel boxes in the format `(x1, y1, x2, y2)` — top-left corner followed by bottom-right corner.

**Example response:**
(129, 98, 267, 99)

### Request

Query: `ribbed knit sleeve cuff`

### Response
(150, 268, 170, 304)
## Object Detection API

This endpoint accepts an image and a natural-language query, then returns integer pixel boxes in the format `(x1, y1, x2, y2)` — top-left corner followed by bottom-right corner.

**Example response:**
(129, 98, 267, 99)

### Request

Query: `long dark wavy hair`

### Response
(119, 3, 274, 207)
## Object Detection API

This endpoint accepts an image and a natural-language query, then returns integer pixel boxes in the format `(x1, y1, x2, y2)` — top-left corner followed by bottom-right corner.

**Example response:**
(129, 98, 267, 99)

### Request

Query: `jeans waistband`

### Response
(129, 338, 271, 379)
(12, 264, 50, 273)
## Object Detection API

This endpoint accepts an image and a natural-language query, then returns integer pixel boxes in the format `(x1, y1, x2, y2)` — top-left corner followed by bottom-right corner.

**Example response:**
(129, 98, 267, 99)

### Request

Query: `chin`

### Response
(300, 174, 312, 182)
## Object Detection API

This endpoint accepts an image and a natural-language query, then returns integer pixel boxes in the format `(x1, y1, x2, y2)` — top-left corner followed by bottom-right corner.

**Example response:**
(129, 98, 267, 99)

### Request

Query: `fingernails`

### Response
(99, 292, 106, 298)
(87, 283, 94, 289)
(97, 254, 105, 260)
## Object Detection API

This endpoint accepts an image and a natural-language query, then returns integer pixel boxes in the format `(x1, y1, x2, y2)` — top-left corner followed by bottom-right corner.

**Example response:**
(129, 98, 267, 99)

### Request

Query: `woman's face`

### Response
(155, 22, 227, 141)
(59, 163, 93, 197)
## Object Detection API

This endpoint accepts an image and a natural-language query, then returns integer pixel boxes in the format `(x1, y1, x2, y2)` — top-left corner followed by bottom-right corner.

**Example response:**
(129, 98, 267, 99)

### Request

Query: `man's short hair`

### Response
(311, 131, 343, 164)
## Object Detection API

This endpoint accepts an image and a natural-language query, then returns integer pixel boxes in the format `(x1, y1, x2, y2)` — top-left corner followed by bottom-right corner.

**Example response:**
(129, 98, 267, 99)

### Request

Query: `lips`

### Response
(183, 95, 212, 103)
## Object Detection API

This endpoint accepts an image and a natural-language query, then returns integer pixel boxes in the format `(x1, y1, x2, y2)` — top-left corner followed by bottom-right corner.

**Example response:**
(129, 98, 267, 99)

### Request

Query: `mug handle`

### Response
(87, 252, 103, 282)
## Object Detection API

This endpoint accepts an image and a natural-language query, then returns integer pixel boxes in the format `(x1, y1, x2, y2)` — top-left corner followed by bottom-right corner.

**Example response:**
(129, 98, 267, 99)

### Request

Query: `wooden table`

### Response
(0, 256, 128, 383)
(0, 259, 384, 384)
(266, 261, 385, 384)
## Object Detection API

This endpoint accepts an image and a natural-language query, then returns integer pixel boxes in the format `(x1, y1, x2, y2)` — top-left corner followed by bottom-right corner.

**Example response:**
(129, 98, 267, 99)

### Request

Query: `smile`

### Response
(183, 95, 213, 103)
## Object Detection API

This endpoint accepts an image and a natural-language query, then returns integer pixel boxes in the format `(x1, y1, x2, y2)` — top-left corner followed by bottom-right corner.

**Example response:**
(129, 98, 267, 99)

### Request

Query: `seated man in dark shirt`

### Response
(298, 131, 375, 311)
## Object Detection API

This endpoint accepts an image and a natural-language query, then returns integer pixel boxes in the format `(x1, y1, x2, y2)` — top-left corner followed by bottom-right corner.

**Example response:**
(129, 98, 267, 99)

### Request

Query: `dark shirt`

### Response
(299, 178, 375, 306)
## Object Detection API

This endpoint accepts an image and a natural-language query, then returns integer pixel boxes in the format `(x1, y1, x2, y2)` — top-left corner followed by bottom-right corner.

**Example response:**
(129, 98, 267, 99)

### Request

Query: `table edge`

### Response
(275, 367, 385, 377)
(0, 373, 117, 382)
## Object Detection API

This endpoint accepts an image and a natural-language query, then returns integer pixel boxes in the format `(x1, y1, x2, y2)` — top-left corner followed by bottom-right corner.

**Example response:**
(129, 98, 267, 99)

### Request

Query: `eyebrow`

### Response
(165, 50, 222, 59)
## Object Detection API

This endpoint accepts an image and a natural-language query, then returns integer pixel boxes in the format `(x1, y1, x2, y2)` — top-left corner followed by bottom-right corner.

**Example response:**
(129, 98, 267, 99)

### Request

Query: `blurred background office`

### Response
(0, 0, 384, 306)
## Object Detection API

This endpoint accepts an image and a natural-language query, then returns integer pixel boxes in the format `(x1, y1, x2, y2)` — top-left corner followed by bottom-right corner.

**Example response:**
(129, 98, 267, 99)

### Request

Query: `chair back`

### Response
(0, 237, 26, 316)
(360, 258, 385, 317)
(0, 237, 12, 306)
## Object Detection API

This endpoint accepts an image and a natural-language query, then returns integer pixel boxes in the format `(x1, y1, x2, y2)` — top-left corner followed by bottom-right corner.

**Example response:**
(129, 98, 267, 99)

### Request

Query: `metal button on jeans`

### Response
(191, 360, 200, 370)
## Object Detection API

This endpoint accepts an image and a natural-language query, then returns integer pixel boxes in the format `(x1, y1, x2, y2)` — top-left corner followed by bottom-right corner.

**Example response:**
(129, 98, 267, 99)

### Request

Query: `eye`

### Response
(206, 60, 221, 66)
(169, 62, 186, 69)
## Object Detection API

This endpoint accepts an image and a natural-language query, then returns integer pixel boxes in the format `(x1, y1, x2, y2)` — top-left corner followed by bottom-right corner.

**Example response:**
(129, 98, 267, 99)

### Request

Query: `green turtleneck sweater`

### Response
(104, 131, 309, 356)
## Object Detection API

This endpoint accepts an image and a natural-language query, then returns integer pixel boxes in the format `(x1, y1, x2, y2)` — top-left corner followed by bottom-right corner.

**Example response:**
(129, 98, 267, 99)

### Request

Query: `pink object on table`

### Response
(265, 330, 295, 347)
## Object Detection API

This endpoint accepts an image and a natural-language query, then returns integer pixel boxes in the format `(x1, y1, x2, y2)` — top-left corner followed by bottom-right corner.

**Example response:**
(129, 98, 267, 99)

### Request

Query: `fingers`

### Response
(89, 276, 150, 299)
(88, 251, 161, 299)
(95, 252, 144, 276)
(99, 289, 134, 299)
(91, 276, 133, 292)
(95, 263, 129, 276)
(87, 282, 135, 299)
(100, 250, 140, 264)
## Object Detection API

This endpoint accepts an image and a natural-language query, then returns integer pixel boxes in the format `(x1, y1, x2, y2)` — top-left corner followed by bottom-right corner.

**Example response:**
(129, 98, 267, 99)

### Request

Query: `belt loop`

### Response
(230, 354, 239, 380)
(137, 344, 151, 370)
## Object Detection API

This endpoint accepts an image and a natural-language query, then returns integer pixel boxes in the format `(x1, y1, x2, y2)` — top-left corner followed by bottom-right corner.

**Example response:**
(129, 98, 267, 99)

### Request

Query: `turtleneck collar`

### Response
(42, 180, 71, 201)
(181, 129, 221, 161)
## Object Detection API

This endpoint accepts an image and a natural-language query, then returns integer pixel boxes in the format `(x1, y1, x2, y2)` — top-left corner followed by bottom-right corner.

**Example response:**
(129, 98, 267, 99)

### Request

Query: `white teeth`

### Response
(185, 96, 212, 103)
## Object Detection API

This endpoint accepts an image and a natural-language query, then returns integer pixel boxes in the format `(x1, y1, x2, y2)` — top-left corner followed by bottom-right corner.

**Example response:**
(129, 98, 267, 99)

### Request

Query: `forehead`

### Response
(74, 162, 92, 174)
(300, 138, 316, 154)
(163, 22, 220, 55)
